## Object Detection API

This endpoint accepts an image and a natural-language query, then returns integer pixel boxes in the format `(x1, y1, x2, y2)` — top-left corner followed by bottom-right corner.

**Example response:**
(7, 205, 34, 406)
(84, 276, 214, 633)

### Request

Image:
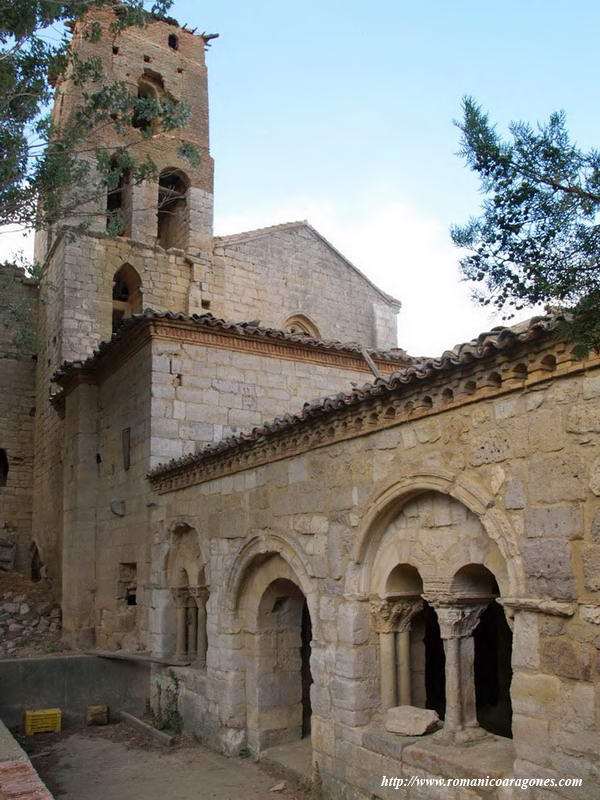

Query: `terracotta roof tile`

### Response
(148, 314, 565, 480)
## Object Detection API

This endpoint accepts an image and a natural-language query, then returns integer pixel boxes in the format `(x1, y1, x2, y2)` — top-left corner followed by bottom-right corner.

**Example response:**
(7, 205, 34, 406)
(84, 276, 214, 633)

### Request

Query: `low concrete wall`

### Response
(0, 654, 150, 729)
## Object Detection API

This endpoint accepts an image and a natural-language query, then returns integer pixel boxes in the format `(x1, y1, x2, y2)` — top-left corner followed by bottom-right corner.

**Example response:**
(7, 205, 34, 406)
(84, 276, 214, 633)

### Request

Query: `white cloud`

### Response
(0, 226, 35, 264)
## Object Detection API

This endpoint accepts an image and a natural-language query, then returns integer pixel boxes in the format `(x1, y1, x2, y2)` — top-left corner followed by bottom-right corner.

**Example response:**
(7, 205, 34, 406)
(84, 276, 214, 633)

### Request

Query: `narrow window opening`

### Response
(118, 563, 137, 607)
(143, 54, 151, 62)
(112, 264, 142, 333)
(0, 449, 8, 487)
(122, 427, 131, 471)
(112, 46, 119, 55)
(106, 157, 131, 236)
(168, 33, 178, 50)
(201, 299, 211, 309)
(31, 543, 42, 582)
(132, 80, 158, 132)
(157, 170, 189, 249)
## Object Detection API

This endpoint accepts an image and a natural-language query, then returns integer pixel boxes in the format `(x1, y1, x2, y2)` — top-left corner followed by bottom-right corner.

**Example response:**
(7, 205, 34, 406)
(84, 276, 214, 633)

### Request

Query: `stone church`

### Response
(1, 9, 599, 799)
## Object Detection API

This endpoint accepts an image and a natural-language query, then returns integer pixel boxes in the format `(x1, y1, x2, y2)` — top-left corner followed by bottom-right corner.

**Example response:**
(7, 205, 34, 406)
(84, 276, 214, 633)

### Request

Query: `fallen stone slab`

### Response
(385, 705, 439, 736)
(119, 711, 175, 746)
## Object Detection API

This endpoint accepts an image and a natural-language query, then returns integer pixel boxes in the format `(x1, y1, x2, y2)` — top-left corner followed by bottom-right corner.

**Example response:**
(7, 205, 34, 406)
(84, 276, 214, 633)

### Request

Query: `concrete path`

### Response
(27, 725, 304, 800)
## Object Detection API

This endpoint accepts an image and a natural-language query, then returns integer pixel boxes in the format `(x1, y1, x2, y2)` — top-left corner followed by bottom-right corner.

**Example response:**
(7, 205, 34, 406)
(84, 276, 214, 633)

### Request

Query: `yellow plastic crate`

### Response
(24, 708, 62, 735)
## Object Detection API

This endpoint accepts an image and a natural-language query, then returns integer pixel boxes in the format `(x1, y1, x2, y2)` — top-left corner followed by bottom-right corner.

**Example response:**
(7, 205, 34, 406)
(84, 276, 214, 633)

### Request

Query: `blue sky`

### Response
(183, 0, 600, 353)
(4, 1, 598, 354)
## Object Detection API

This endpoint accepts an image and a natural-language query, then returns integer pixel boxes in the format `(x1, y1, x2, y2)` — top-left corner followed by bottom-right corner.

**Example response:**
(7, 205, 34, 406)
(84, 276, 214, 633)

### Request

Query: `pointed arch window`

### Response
(283, 314, 321, 339)
(157, 169, 189, 249)
(112, 264, 142, 333)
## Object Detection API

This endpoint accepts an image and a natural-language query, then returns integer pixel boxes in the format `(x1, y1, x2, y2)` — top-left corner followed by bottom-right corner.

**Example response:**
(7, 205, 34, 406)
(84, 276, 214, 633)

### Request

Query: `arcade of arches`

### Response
(153, 488, 520, 796)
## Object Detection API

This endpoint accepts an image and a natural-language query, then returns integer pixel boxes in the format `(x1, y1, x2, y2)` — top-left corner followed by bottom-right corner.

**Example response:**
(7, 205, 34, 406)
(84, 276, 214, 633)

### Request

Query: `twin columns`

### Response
(371, 596, 490, 742)
(171, 586, 209, 666)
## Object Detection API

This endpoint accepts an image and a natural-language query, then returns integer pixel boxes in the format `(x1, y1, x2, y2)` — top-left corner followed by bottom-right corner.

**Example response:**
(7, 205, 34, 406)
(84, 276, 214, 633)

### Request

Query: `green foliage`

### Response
(0, 258, 41, 356)
(452, 97, 600, 353)
(0, 0, 201, 353)
(148, 671, 182, 735)
(0, 0, 200, 233)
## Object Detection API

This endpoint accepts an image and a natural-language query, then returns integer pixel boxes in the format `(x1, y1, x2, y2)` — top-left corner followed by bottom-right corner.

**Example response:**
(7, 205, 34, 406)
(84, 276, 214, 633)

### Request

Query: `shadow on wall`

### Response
(0, 655, 150, 728)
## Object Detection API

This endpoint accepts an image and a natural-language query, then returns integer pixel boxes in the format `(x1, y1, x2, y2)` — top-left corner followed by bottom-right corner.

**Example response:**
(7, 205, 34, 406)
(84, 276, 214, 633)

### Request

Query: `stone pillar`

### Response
(433, 602, 488, 743)
(187, 599, 198, 661)
(171, 588, 189, 661)
(190, 586, 209, 668)
(371, 597, 423, 710)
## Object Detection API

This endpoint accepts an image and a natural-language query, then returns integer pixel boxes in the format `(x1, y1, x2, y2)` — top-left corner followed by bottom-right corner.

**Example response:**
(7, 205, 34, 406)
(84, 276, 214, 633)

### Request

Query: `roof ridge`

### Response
(214, 219, 400, 307)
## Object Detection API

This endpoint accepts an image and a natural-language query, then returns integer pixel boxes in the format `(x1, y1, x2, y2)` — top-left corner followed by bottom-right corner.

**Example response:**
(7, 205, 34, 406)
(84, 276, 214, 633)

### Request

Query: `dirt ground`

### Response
(21, 724, 307, 800)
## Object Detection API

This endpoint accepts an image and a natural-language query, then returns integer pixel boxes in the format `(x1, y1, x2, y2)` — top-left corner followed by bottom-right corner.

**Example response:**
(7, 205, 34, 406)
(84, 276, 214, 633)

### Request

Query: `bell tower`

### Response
(32, 9, 215, 583)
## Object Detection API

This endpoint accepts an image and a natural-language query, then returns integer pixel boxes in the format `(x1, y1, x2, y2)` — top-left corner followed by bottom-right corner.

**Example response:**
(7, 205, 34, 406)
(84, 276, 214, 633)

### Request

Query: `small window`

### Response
(0, 449, 8, 487)
(143, 54, 151, 63)
(112, 264, 142, 332)
(118, 563, 137, 607)
(122, 427, 131, 471)
(168, 33, 178, 50)
(112, 46, 119, 55)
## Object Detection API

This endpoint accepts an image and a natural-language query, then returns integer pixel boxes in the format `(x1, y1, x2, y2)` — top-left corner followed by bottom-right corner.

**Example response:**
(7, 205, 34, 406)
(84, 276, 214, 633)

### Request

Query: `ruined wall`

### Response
(148, 350, 600, 799)
(210, 224, 399, 349)
(0, 268, 37, 573)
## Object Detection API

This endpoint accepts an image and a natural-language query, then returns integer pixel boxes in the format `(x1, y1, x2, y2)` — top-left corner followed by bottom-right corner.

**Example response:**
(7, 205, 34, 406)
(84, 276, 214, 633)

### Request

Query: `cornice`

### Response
(149, 331, 600, 495)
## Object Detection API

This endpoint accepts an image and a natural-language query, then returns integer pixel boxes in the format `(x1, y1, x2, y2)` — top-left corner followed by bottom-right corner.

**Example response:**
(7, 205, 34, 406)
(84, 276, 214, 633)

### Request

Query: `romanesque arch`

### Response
(223, 535, 319, 754)
(353, 474, 517, 742)
(163, 523, 209, 665)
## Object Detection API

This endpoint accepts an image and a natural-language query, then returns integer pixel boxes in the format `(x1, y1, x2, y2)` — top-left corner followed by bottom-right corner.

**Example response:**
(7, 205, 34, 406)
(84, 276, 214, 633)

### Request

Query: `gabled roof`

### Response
(214, 220, 401, 308)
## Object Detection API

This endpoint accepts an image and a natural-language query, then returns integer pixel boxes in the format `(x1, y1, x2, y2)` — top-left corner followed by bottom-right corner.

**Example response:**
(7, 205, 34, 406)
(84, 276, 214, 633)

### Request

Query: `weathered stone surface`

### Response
(384, 706, 439, 736)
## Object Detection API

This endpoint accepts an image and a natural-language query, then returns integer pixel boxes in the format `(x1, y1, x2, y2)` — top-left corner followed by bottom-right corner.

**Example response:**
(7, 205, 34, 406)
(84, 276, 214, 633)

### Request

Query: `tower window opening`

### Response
(168, 33, 178, 50)
(0, 449, 8, 487)
(132, 80, 158, 132)
(112, 264, 142, 332)
(157, 170, 189, 249)
(106, 157, 131, 236)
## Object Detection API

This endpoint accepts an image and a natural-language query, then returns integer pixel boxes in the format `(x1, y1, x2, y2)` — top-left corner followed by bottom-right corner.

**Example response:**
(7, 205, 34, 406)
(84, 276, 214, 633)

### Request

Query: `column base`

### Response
(431, 725, 490, 746)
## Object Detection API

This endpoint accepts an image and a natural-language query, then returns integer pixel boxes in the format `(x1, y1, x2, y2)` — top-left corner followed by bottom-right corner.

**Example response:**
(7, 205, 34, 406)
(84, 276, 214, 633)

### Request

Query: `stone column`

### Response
(171, 588, 189, 661)
(371, 598, 423, 709)
(187, 598, 198, 662)
(189, 586, 209, 668)
(433, 602, 488, 743)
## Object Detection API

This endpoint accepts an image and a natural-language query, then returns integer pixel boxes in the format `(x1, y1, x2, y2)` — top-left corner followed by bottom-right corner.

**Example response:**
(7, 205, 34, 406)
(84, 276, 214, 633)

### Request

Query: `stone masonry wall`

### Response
(210, 225, 399, 349)
(149, 356, 600, 799)
(0, 268, 37, 574)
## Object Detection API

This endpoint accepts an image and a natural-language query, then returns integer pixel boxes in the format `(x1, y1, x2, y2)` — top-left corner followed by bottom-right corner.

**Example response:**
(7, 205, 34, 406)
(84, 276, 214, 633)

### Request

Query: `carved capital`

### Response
(371, 597, 423, 634)
(433, 603, 488, 639)
(189, 585, 209, 606)
(170, 587, 190, 608)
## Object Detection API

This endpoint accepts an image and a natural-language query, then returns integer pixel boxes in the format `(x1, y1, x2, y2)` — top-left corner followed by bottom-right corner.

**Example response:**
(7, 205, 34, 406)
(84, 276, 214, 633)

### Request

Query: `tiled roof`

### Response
(148, 314, 564, 479)
(214, 220, 401, 307)
(52, 308, 411, 381)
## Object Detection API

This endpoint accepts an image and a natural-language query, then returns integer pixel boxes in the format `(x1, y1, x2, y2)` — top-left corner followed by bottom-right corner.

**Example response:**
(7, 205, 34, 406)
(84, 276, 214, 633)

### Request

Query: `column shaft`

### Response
(175, 604, 187, 661)
(443, 635, 462, 731)
(380, 631, 397, 709)
(396, 629, 412, 705)
(188, 604, 198, 661)
(196, 600, 208, 668)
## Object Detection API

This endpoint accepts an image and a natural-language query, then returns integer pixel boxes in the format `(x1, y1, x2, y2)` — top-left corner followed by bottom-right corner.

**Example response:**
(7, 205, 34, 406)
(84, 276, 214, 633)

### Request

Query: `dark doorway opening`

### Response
(474, 601, 513, 737)
(301, 600, 312, 737)
(424, 601, 446, 719)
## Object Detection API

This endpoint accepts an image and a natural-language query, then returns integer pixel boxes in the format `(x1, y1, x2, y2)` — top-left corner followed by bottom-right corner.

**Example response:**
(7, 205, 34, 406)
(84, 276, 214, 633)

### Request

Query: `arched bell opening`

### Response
(112, 264, 142, 332)
(157, 169, 189, 249)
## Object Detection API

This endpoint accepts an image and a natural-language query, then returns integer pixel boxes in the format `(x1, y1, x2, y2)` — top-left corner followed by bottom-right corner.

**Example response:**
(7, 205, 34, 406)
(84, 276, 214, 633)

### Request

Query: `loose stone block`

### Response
(384, 706, 439, 736)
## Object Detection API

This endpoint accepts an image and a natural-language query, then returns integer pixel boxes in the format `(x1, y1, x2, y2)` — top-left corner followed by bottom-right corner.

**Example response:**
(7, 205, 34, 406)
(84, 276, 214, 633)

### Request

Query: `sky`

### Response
(3, 0, 599, 355)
